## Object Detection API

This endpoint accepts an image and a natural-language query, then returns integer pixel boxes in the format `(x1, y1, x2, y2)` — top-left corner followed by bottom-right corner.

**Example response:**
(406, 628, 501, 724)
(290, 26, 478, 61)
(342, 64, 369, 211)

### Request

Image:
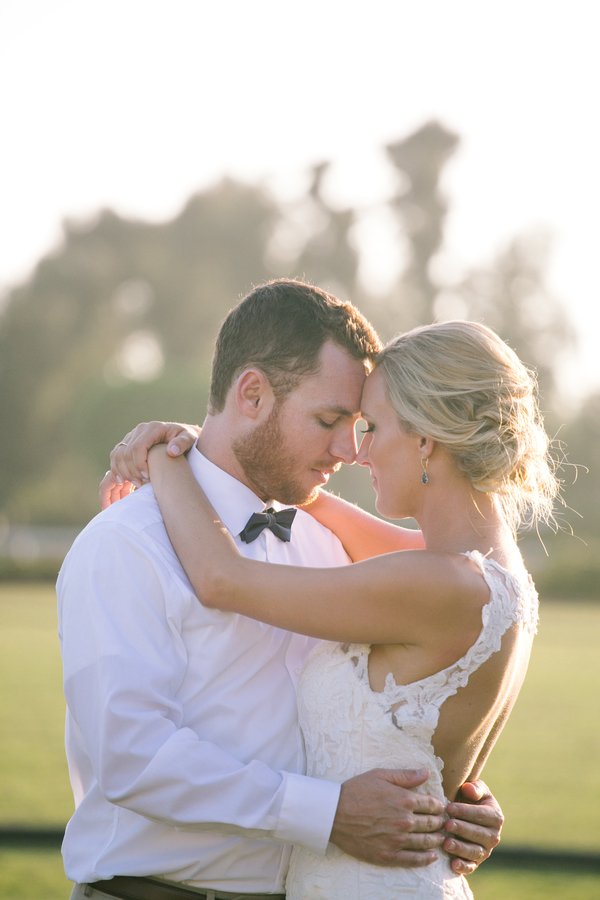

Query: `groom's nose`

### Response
(329, 424, 358, 465)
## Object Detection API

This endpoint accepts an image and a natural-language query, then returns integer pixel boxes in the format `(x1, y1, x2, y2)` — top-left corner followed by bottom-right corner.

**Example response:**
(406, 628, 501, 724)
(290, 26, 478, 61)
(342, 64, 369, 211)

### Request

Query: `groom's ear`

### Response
(234, 368, 275, 420)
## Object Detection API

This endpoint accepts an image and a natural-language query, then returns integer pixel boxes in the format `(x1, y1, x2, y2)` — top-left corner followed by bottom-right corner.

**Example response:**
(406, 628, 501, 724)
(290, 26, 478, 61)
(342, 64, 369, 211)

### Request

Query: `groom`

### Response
(60, 279, 502, 900)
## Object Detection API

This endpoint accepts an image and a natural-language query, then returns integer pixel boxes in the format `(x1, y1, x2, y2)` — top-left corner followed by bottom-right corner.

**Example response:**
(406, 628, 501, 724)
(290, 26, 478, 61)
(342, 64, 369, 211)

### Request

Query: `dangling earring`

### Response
(421, 457, 430, 485)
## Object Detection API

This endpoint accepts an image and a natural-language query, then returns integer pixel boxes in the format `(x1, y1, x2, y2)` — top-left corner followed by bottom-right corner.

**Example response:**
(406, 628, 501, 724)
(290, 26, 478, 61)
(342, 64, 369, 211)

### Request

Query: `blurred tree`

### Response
(264, 161, 362, 308)
(384, 120, 460, 329)
(0, 179, 281, 522)
(0, 121, 590, 538)
(293, 162, 361, 297)
(558, 390, 599, 534)
(151, 178, 279, 360)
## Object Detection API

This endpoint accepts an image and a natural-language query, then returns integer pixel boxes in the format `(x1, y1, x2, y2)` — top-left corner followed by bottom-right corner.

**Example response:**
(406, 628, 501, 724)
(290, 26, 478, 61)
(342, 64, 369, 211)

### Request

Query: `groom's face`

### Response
(234, 340, 367, 505)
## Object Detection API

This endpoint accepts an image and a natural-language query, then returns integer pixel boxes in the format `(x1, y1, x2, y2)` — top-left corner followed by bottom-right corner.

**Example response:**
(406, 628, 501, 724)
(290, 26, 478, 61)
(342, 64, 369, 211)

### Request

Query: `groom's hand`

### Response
(330, 768, 446, 867)
(444, 779, 504, 874)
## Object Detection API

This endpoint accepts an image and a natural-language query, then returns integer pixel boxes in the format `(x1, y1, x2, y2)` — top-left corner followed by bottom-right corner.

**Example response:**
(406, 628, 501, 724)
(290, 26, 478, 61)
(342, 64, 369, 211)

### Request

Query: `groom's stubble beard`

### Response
(232, 401, 318, 506)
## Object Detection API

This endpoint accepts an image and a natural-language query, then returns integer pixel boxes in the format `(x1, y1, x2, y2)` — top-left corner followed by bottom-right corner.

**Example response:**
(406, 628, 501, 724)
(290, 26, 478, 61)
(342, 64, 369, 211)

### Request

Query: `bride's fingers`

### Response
(99, 471, 135, 509)
(165, 425, 199, 457)
(109, 421, 200, 485)
(110, 436, 150, 485)
(100, 471, 117, 509)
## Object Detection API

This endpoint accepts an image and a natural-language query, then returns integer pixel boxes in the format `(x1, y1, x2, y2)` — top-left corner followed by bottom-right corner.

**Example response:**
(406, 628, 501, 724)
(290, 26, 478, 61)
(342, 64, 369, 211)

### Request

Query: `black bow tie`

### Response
(240, 507, 297, 543)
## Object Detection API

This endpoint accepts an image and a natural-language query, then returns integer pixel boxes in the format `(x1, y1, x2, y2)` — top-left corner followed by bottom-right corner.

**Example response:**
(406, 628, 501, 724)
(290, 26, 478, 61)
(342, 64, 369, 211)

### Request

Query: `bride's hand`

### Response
(99, 420, 200, 509)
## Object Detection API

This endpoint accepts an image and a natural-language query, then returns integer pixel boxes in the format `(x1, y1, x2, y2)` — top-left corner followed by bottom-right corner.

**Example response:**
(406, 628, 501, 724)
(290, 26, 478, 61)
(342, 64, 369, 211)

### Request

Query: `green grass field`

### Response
(1, 583, 599, 899)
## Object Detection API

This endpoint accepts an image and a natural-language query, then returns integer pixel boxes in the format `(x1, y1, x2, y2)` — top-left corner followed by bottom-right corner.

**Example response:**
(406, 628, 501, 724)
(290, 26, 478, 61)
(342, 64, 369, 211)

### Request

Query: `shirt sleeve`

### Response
(57, 519, 340, 854)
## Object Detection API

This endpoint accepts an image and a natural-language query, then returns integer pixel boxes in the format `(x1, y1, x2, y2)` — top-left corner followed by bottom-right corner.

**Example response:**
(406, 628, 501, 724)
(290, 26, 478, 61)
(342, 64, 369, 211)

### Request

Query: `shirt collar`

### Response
(186, 445, 280, 539)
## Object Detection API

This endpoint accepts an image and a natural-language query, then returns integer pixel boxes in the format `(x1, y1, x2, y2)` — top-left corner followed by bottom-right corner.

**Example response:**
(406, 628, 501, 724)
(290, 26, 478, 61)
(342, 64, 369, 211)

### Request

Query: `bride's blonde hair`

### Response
(376, 320, 559, 533)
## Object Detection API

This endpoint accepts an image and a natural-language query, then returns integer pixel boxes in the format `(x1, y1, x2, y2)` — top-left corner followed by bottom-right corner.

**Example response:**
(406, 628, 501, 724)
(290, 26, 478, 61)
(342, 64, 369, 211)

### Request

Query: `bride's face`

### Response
(357, 368, 422, 519)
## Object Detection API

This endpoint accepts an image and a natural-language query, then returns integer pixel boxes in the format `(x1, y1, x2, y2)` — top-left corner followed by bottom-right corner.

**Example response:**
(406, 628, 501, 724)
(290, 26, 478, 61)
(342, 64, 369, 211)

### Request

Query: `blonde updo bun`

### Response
(376, 321, 559, 533)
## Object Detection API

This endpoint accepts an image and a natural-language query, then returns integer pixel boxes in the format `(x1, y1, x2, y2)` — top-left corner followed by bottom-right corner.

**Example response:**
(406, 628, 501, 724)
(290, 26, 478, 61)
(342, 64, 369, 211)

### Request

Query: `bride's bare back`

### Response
(284, 551, 537, 899)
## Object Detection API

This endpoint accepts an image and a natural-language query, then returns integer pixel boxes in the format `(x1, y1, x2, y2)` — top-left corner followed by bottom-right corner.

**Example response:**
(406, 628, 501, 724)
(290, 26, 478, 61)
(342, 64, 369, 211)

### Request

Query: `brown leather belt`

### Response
(87, 876, 286, 900)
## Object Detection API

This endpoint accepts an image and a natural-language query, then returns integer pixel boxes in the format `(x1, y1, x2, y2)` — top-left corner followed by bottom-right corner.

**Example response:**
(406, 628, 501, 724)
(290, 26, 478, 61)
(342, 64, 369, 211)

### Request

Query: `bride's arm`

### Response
(99, 422, 423, 561)
(302, 491, 424, 561)
(149, 448, 484, 648)
(100, 421, 200, 509)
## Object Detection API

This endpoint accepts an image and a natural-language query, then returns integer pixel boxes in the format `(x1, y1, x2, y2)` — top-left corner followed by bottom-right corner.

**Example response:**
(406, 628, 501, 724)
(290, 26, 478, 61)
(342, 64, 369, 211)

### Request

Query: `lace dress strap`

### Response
(372, 550, 539, 714)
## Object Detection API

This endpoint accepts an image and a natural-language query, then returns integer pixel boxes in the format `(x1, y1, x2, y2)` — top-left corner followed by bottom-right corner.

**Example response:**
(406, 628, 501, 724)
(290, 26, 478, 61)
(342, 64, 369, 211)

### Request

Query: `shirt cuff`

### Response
(275, 771, 341, 854)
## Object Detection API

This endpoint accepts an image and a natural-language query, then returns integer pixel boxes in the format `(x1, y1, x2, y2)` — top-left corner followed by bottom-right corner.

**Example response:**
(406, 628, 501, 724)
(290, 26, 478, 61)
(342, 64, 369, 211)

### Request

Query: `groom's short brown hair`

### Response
(208, 279, 382, 413)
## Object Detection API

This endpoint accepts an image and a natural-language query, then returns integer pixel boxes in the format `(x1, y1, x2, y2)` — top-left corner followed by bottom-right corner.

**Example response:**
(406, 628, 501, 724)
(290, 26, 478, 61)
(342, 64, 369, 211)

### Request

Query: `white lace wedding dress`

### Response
(286, 552, 538, 899)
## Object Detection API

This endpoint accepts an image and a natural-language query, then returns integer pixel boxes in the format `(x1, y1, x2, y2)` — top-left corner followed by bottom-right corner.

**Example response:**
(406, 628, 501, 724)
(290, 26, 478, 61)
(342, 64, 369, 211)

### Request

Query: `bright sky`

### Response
(2, 0, 599, 401)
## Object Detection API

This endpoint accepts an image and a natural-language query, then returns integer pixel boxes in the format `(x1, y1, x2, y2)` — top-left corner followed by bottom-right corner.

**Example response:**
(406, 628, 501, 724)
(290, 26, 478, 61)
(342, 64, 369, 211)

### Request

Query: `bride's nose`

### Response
(356, 433, 372, 467)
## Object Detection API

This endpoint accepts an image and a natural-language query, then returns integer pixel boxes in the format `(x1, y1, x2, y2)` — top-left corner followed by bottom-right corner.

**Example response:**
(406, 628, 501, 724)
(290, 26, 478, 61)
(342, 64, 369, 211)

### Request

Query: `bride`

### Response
(105, 321, 559, 898)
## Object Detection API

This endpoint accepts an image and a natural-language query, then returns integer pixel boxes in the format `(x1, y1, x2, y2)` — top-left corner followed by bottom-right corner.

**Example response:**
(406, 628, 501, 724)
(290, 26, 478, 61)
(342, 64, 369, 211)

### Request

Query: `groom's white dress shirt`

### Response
(57, 447, 349, 892)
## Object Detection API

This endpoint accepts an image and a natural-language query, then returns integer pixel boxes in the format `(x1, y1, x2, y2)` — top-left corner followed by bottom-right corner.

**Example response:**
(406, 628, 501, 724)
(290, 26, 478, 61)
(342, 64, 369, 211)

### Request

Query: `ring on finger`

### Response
(116, 441, 129, 448)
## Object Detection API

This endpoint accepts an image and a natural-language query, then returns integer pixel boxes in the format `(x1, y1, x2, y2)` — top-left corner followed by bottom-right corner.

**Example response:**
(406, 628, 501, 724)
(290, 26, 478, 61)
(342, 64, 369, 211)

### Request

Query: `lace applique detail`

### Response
(356, 551, 539, 731)
(286, 553, 537, 899)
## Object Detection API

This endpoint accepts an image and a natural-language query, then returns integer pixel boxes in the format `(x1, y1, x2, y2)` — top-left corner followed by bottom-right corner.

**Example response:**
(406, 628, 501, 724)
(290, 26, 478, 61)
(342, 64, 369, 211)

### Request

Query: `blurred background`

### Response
(0, 2, 598, 898)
